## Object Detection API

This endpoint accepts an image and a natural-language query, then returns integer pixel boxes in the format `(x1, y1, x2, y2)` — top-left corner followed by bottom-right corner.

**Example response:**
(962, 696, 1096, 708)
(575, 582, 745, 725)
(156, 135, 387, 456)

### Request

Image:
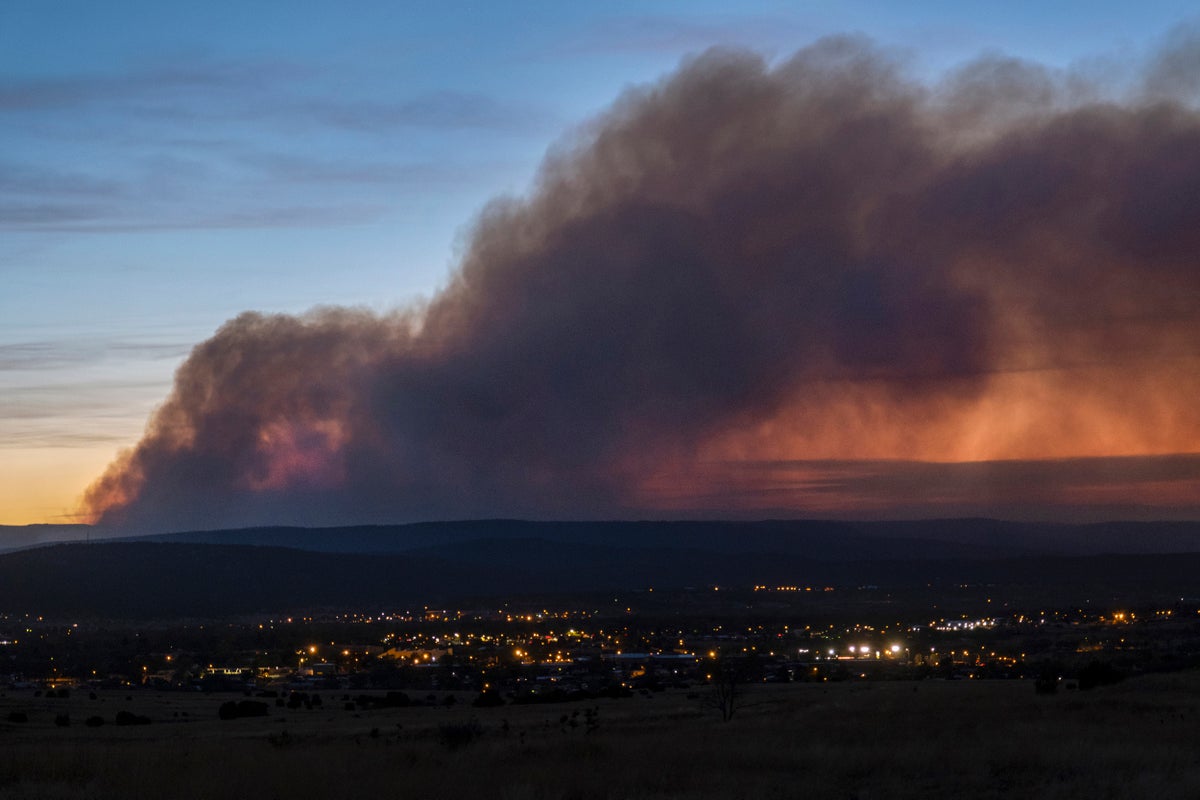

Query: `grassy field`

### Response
(3, 674, 1200, 799)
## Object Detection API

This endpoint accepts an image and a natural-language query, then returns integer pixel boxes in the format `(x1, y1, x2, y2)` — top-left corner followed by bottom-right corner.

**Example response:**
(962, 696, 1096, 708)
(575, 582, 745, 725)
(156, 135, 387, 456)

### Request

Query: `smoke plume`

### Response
(84, 37, 1200, 530)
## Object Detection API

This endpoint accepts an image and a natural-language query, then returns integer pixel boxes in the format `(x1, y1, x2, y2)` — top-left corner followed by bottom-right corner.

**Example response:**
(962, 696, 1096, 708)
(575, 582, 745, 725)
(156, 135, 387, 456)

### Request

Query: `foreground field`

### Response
(3, 674, 1200, 799)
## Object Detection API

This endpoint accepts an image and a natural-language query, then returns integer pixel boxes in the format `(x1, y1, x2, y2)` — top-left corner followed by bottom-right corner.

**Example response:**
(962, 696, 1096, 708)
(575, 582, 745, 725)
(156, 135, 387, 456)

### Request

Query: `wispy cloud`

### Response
(553, 13, 819, 58)
(0, 335, 187, 449)
(0, 163, 120, 196)
(301, 90, 554, 133)
(1, 58, 550, 133)
(0, 59, 305, 113)
(0, 384, 165, 448)
(0, 203, 107, 226)
(0, 338, 188, 371)
(648, 455, 1200, 522)
(237, 152, 515, 187)
(0, 202, 388, 232)
(2, 56, 547, 235)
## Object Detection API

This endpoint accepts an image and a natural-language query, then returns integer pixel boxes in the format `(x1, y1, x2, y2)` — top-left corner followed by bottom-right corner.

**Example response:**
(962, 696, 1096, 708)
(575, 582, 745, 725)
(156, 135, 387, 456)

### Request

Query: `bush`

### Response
(115, 710, 152, 726)
(352, 692, 411, 710)
(471, 689, 505, 708)
(1035, 662, 1061, 695)
(84, 716, 104, 728)
(219, 700, 270, 720)
(438, 720, 483, 751)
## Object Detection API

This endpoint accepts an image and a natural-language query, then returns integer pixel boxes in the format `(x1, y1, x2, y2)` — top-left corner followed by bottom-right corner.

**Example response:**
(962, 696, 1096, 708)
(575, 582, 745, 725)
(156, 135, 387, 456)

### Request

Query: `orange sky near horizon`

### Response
(0, 446, 118, 526)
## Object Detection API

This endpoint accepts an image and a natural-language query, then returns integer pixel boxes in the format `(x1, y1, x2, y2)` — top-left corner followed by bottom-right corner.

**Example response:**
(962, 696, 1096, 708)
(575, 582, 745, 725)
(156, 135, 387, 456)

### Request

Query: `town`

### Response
(4, 583, 1199, 700)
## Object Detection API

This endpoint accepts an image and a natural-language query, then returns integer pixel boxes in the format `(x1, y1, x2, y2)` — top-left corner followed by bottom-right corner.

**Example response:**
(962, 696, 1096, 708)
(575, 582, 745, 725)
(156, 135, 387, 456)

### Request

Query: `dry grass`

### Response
(4, 674, 1200, 799)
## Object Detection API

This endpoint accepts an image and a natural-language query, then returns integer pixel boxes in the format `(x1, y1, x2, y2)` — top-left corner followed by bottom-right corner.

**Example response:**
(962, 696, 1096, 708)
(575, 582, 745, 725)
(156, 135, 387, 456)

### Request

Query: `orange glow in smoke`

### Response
(241, 418, 350, 491)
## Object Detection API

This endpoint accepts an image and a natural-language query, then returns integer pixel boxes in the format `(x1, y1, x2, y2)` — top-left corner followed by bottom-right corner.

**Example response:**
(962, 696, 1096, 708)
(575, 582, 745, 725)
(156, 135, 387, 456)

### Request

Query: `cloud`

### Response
(237, 152, 511, 188)
(0, 59, 304, 114)
(0, 203, 108, 226)
(0, 59, 549, 133)
(82, 38, 1200, 532)
(0, 163, 120, 196)
(0, 338, 188, 372)
(302, 91, 554, 134)
(554, 13, 820, 58)
(1, 56, 549, 235)
(0, 336, 190, 449)
(652, 456, 1200, 522)
(0, 203, 388, 233)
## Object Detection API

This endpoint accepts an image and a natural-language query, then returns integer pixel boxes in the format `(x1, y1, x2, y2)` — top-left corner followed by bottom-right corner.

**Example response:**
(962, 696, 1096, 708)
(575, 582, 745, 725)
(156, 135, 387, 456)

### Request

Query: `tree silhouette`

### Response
(704, 651, 743, 722)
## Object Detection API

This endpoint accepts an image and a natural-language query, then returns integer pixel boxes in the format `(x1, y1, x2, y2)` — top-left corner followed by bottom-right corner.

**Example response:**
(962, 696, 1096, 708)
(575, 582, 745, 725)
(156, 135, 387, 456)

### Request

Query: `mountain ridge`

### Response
(112, 517, 1200, 558)
(4, 530, 1200, 618)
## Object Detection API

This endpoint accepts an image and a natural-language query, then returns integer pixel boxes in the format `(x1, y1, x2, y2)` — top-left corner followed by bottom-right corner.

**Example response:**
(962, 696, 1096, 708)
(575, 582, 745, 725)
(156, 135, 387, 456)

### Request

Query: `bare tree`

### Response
(704, 652, 742, 722)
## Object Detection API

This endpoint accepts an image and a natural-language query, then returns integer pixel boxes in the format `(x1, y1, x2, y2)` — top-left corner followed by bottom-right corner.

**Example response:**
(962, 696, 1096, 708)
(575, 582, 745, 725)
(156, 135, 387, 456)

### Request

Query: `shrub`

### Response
(267, 730, 292, 748)
(220, 700, 270, 720)
(438, 720, 483, 751)
(472, 689, 505, 708)
(1035, 662, 1061, 695)
(352, 692, 411, 710)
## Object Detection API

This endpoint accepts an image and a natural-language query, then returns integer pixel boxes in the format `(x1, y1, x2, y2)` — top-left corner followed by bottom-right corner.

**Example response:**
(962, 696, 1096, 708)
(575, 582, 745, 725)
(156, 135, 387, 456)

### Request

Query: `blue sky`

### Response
(2, 0, 1198, 523)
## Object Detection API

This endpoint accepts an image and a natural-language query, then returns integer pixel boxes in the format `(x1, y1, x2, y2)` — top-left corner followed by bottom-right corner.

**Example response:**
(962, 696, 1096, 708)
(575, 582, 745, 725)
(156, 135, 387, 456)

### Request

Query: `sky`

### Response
(4, 1, 1200, 529)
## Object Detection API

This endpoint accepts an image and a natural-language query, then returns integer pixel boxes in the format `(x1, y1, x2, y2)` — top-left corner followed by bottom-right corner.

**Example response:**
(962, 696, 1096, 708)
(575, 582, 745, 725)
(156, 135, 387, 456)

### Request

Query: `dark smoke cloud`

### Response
(85, 36, 1200, 531)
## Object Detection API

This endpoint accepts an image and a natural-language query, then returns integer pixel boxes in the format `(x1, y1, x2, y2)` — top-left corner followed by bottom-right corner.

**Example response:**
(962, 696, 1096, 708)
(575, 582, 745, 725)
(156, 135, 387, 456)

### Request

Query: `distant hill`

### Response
(0, 539, 798, 617)
(11, 518, 1200, 561)
(4, 518, 1200, 618)
(0, 524, 91, 553)
(125, 519, 1014, 559)
(854, 518, 1200, 556)
(121, 518, 1200, 558)
(5, 533, 1200, 618)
